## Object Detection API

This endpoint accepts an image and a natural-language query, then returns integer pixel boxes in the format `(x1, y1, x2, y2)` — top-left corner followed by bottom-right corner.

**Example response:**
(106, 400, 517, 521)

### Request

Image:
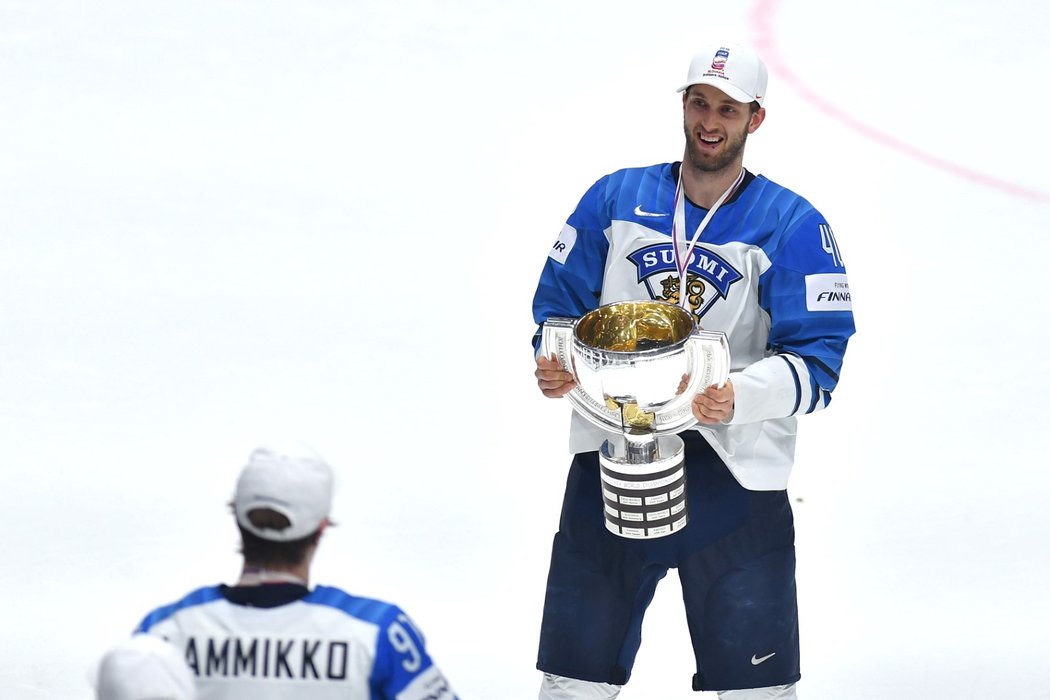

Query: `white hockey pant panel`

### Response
(538, 673, 622, 699)
(717, 683, 798, 700)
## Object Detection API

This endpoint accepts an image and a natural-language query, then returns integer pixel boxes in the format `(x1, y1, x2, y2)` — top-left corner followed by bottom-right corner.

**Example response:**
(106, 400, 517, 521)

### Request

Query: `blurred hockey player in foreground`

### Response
(131, 442, 458, 700)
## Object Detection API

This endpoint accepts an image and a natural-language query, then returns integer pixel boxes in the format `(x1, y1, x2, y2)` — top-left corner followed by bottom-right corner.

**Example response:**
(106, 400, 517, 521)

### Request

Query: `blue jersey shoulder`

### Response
(136, 585, 224, 633)
(723, 174, 828, 258)
(304, 585, 405, 627)
(571, 163, 677, 232)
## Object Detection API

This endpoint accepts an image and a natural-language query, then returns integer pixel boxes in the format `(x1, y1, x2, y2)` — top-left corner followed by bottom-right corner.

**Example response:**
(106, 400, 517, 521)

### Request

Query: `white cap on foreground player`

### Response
(233, 442, 334, 542)
(95, 634, 196, 700)
(677, 42, 768, 106)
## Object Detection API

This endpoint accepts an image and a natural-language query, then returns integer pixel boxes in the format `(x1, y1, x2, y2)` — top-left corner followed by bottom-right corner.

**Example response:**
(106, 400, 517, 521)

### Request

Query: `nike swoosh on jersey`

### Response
(634, 205, 668, 217)
(751, 652, 776, 665)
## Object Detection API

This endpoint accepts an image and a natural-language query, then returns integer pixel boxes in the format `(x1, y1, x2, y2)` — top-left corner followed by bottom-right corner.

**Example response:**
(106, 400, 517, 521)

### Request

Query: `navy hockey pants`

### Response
(536, 431, 801, 691)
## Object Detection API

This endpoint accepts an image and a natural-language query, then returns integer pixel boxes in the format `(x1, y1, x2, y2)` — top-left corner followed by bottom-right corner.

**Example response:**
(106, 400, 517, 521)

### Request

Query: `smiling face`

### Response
(682, 84, 765, 173)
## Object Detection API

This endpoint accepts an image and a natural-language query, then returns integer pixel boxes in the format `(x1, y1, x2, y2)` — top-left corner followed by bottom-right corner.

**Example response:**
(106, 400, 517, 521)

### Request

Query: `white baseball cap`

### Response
(677, 42, 768, 106)
(233, 443, 334, 542)
(95, 634, 196, 700)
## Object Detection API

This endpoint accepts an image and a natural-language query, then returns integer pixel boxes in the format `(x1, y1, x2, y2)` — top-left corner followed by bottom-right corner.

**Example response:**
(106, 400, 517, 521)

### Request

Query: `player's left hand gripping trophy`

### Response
(541, 300, 730, 539)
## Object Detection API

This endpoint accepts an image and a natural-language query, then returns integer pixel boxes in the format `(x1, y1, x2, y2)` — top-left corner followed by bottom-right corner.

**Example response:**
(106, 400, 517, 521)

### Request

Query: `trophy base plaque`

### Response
(599, 434, 687, 539)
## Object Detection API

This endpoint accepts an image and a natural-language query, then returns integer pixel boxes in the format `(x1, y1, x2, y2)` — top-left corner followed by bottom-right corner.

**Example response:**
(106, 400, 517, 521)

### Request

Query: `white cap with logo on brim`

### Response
(94, 634, 196, 700)
(677, 42, 768, 106)
(233, 443, 334, 542)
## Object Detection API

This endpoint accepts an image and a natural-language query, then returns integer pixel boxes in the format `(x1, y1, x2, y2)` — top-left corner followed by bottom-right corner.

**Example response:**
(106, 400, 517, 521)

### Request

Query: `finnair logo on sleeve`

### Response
(806, 273, 852, 311)
(548, 224, 577, 264)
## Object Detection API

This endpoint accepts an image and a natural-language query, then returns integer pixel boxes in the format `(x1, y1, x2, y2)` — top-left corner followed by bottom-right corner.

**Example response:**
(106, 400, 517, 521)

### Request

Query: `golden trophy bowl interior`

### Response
(574, 300, 694, 354)
(574, 301, 696, 431)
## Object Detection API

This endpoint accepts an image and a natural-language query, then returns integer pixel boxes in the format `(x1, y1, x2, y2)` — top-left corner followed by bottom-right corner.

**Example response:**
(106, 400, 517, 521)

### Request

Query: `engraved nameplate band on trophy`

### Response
(541, 300, 730, 540)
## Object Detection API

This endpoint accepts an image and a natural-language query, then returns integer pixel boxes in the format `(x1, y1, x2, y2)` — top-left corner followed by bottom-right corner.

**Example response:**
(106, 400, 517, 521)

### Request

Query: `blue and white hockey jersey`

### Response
(136, 583, 457, 700)
(533, 163, 856, 490)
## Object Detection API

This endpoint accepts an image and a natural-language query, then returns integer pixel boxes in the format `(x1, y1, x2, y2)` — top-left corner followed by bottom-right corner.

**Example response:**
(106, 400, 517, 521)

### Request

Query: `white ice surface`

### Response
(2, 0, 1049, 698)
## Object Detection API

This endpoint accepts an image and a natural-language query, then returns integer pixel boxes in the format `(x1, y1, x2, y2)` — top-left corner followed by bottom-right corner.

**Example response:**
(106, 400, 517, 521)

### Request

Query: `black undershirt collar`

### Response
(220, 583, 310, 608)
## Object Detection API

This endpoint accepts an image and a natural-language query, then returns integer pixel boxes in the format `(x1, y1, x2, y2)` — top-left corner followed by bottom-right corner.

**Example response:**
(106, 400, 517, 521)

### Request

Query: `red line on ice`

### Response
(749, 0, 1050, 204)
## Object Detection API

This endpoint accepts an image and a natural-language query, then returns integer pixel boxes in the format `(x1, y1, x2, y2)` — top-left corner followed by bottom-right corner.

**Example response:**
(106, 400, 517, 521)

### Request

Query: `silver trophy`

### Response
(541, 300, 730, 539)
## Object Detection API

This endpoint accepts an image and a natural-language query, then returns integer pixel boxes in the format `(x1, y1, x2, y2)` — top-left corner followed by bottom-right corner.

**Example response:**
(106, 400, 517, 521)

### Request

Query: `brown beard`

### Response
(683, 121, 749, 173)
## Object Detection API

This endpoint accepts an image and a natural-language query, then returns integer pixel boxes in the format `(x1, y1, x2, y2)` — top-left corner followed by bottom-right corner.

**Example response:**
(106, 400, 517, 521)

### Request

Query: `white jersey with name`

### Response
(533, 163, 856, 490)
(136, 583, 457, 700)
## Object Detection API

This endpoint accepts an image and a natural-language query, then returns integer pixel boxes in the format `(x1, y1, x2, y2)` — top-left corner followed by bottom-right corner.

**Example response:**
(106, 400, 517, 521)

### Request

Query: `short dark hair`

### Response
(237, 508, 321, 568)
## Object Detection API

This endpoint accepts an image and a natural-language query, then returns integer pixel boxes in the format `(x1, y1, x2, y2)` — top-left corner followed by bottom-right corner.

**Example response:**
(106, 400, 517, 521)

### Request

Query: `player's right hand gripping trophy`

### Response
(541, 300, 730, 539)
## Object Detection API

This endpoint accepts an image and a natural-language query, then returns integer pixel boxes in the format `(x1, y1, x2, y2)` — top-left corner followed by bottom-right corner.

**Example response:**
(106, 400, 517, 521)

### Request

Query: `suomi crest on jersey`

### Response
(626, 243, 743, 322)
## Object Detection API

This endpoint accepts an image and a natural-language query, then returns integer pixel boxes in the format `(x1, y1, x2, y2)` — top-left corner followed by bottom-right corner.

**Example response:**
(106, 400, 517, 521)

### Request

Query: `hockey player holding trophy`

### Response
(532, 41, 855, 699)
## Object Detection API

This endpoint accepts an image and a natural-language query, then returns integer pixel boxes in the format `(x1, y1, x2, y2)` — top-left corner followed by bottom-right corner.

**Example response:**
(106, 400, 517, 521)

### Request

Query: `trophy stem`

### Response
(623, 431, 657, 464)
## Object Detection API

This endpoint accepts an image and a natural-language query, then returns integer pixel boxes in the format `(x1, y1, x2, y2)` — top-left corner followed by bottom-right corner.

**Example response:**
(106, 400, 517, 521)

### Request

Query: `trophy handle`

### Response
(540, 317, 624, 433)
(539, 317, 577, 378)
(687, 329, 731, 391)
(645, 329, 731, 434)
